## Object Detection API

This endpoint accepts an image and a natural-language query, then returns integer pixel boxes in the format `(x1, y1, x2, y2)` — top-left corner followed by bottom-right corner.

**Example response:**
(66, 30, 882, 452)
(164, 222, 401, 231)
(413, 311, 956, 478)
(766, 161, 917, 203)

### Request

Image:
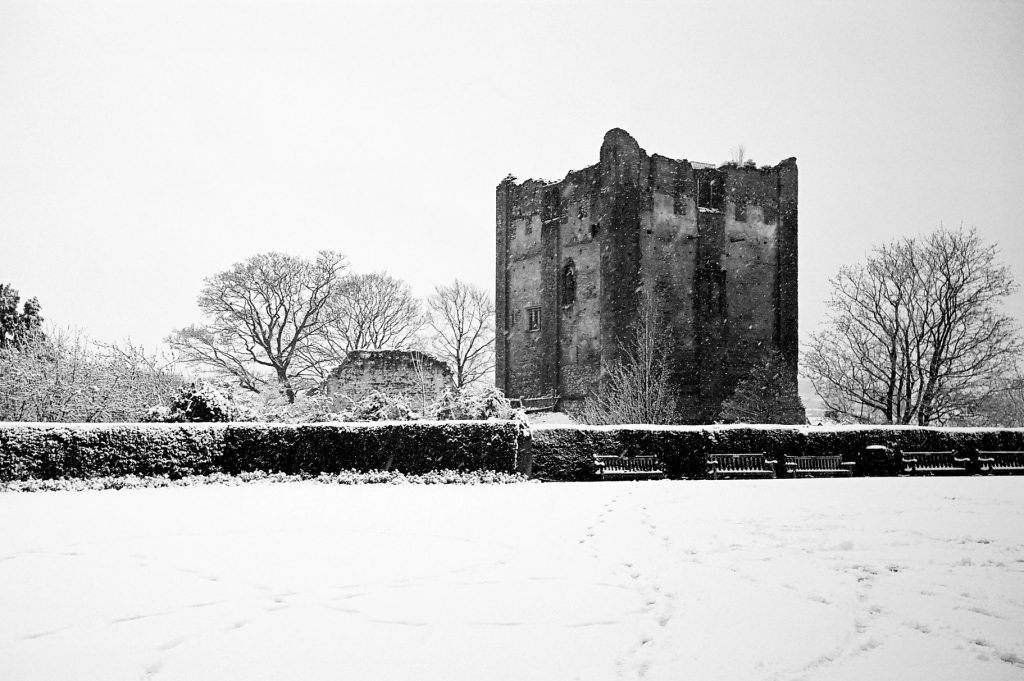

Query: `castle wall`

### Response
(642, 154, 700, 412)
(499, 180, 549, 398)
(555, 168, 602, 401)
(597, 130, 644, 381)
(497, 130, 801, 423)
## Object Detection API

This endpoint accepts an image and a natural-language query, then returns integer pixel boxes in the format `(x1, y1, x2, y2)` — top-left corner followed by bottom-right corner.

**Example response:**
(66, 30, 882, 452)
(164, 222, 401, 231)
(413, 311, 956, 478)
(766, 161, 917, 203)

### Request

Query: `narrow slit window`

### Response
(527, 306, 541, 332)
(562, 260, 576, 307)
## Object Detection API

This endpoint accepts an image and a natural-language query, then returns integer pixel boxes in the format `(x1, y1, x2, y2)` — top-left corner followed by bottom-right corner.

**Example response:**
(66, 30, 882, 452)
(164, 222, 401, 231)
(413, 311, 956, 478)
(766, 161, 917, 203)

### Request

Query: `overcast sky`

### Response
(2, 0, 1022, 354)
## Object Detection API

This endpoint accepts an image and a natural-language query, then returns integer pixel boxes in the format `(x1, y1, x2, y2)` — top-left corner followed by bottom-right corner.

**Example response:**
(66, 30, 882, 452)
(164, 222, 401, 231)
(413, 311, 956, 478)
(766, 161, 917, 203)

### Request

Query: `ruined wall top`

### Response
(498, 129, 797, 191)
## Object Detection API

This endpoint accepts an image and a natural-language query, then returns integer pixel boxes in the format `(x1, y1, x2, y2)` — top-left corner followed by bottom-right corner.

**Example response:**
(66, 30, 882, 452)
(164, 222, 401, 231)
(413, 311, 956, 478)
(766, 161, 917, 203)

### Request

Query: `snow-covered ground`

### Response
(2, 478, 1023, 681)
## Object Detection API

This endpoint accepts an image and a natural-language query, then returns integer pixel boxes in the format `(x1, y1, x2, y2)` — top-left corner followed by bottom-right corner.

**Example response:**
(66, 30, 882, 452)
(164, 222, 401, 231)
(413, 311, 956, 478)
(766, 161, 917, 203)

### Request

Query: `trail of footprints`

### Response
(579, 491, 677, 680)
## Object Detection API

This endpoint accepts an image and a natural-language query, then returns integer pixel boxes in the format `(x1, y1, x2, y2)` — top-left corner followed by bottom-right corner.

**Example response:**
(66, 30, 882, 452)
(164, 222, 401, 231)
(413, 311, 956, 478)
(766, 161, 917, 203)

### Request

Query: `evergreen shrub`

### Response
(3, 422, 1023, 484)
(0, 421, 523, 481)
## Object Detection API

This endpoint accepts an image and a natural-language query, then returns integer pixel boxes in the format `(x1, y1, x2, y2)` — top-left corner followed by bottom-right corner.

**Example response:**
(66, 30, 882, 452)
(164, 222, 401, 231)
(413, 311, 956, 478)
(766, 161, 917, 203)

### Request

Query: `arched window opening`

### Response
(562, 260, 577, 307)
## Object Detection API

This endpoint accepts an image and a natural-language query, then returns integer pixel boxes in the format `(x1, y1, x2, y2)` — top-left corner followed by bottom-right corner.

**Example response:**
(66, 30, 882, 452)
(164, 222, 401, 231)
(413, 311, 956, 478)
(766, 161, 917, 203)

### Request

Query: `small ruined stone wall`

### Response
(324, 350, 454, 409)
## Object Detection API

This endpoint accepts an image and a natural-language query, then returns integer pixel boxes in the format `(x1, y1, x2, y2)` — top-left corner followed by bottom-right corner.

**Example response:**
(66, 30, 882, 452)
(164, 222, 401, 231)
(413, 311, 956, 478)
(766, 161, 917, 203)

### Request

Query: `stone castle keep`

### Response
(496, 129, 802, 422)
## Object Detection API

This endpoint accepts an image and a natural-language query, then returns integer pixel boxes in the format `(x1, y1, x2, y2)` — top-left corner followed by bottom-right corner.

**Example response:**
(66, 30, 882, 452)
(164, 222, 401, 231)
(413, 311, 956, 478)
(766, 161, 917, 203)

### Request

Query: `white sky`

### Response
(2, 0, 1023, 353)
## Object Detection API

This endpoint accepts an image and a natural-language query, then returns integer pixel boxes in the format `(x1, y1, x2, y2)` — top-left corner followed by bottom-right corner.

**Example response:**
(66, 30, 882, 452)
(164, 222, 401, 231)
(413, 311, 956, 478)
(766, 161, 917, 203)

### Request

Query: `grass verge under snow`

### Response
(1, 478, 1022, 681)
(0, 469, 530, 492)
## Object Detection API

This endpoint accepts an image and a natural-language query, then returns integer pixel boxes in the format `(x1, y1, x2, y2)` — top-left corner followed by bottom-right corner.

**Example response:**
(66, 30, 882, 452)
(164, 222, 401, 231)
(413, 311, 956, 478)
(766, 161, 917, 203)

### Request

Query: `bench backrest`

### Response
(977, 451, 1024, 466)
(902, 451, 964, 466)
(787, 455, 844, 470)
(597, 454, 660, 472)
(713, 453, 773, 471)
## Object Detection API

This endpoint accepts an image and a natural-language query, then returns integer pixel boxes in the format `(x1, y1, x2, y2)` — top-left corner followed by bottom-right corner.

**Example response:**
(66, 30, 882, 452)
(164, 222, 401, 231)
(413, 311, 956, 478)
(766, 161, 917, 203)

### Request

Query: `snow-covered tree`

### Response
(425, 280, 495, 388)
(303, 271, 425, 378)
(168, 251, 348, 402)
(0, 328, 181, 422)
(805, 227, 1022, 425)
(0, 283, 43, 350)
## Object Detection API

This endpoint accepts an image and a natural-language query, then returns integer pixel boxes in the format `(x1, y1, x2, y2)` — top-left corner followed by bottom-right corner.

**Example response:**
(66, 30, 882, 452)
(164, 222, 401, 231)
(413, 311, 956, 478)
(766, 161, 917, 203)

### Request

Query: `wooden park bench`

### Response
(975, 450, 1024, 475)
(706, 453, 777, 480)
(900, 450, 970, 476)
(784, 455, 855, 478)
(594, 454, 665, 481)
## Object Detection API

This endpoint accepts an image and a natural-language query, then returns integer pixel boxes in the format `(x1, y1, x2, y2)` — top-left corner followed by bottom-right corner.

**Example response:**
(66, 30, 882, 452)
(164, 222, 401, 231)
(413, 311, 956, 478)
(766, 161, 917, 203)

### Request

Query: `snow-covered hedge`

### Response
(0, 421, 525, 482)
(4, 421, 1023, 483)
(530, 424, 1024, 480)
(802, 426, 1024, 473)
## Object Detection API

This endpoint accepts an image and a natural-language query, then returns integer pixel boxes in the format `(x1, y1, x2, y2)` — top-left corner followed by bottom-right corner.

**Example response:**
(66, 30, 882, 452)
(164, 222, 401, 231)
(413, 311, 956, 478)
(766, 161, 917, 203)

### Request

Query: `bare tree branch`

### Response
(425, 280, 495, 388)
(0, 327, 182, 422)
(168, 251, 348, 402)
(301, 271, 426, 380)
(804, 227, 1022, 425)
(577, 291, 678, 425)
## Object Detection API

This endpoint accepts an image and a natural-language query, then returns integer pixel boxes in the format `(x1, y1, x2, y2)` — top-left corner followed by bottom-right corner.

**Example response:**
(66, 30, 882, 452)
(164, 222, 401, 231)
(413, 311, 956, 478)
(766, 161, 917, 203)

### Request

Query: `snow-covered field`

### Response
(2, 478, 1023, 681)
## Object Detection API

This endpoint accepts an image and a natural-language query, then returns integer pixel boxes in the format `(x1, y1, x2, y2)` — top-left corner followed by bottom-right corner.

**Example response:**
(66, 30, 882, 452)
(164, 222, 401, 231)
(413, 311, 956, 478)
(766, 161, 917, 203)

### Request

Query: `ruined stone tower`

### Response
(495, 129, 803, 423)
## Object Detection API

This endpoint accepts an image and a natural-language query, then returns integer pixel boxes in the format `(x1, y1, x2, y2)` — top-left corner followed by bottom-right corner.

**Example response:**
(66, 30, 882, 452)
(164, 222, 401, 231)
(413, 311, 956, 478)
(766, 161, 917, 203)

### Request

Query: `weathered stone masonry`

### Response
(325, 350, 454, 409)
(496, 129, 802, 423)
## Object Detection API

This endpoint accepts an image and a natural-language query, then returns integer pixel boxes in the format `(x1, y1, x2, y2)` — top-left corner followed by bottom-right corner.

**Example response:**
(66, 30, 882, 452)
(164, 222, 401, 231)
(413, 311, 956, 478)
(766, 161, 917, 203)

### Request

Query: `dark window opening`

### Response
(697, 175, 724, 211)
(734, 201, 747, 222)
(673, 194, 687, 216)
(527, 306, 541, 332)
(717, 269, 727, 314)
(699, 267, 728, 317)
(589, 223, 600, 239)
(561, 260, 576, 307)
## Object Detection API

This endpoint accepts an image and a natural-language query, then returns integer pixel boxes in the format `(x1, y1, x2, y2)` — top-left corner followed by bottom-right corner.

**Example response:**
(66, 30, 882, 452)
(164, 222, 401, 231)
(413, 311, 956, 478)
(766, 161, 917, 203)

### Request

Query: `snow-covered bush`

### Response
(340, 391, 421, 422)
(145, 381, 253, 423)
(254, 392, 345, 423)
(431, 385, 523, 421)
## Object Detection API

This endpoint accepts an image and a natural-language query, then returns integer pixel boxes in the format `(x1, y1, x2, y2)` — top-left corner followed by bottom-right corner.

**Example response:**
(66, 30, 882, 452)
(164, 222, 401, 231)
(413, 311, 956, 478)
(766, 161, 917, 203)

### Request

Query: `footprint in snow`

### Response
(157, 637, 186, 651)
(21, 627, 66, 640)
(141, 659, 163, 679)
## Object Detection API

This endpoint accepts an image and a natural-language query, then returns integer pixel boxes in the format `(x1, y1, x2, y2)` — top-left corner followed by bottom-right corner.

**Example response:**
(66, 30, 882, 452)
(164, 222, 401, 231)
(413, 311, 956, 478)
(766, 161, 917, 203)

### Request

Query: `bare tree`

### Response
(168, 251, 348, 402)
(953, 371, 1024, 427)
(577, 292, 678, 425)
(730, 144, 746, 166)
(305, 272, 425, 376)
(719, 350, 805, 424)
(0, 328, 181, 422)
(425, 280, 495, 388)
(804, 227, 1022, 425)
(408, 350, 439, 415)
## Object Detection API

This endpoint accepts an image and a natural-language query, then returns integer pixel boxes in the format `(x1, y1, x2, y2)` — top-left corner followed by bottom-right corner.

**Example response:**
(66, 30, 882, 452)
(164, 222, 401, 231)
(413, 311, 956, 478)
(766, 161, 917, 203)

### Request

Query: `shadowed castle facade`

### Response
(495, 129, 803, 423)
